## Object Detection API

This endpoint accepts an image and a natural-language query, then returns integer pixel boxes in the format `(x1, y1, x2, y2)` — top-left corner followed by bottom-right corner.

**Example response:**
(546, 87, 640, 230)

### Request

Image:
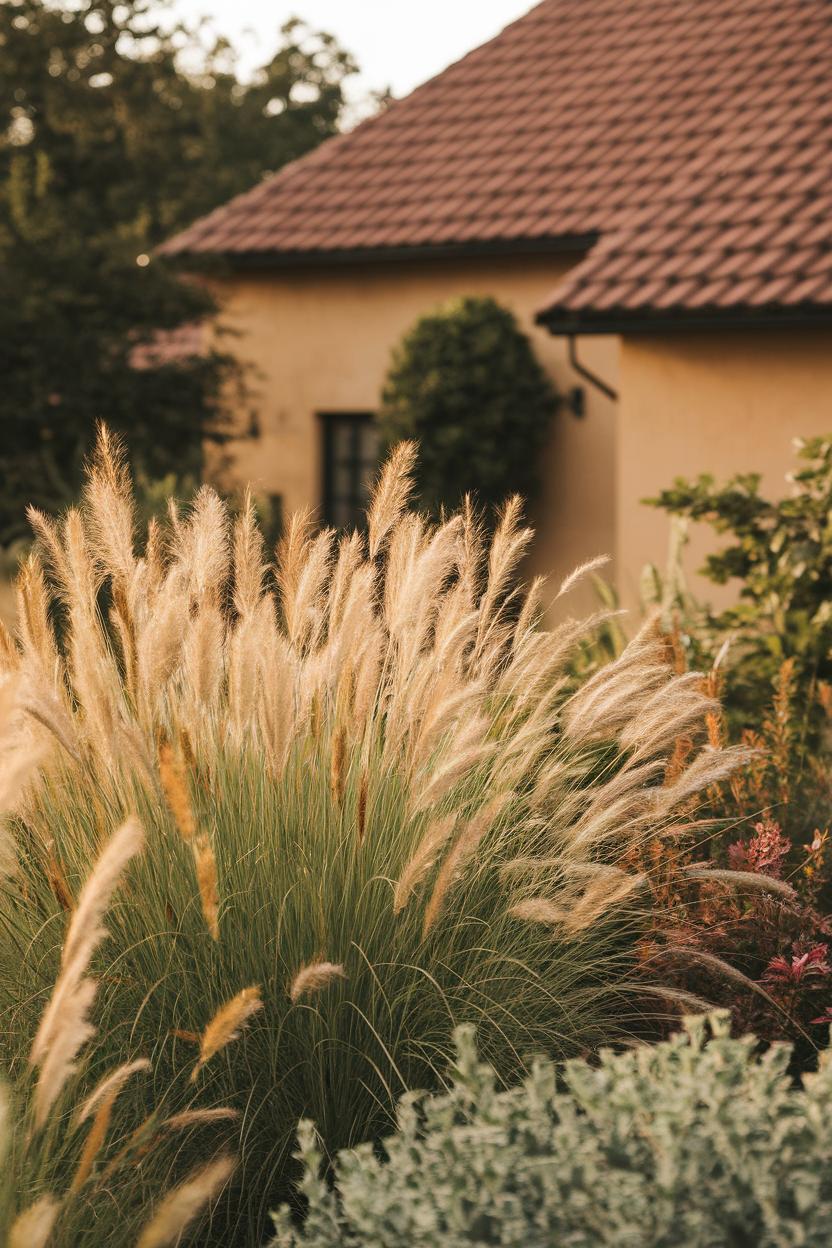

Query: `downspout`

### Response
(568, 334, 618, 403)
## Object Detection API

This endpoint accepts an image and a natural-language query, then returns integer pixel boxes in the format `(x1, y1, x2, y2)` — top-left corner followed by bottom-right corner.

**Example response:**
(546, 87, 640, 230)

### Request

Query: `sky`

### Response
(170, 0, 535, 107)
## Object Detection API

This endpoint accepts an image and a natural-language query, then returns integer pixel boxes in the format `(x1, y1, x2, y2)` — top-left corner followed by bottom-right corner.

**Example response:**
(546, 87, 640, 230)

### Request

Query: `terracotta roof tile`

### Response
(162, 0, 832, 322)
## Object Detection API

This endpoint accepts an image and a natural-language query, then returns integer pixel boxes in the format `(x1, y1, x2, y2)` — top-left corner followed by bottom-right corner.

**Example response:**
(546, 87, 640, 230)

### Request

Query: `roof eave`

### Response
(161, 233, 599, 271)
(537, 304, 832, 336)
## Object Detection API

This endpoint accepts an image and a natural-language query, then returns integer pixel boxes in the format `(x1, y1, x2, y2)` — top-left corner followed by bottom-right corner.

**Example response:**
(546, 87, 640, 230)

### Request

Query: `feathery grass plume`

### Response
(510, 897, 563, 926)
(473, 495, 533, 666)
(158, 741, 196, 842)
(58, 817, 144, 977)
(287, 528, 335, 653)
(161, 1107, 240, 1131)
(0, 615, 17, 672)
(8, 1195, 61, 1248)
(289, 961, 347, 1004)
(511, 868, 648, 938)
(29, 977, 98, 1133)
(366, 440, 417, 558)
(15, 553, 61, 683)
(556, 554, 610, 599)
(679, 864, 796, 900)
(408, 715, 493, 815)
(136, 1155, 236, 1248)
(191, 987, 263, 1081)
(70, 1086, 118, 1193)
(394, 814, 456, 914)
(657, 745, 751, 813)
(193, 835, 220, 940)
(176, 486, 231, 610)
(651, 945, 775, 1003)
(0, 675, 46, 832)
(232, 490, 266, 619)
(83, 424, 136, 593)
(563, 616, 670, 745)
(29, 818, 144, 1128)
(422, 793, 513, 938)
(327, 531, 364, 634)
(275, 508, 314, 636)
(0, 428, 749, 1242)
(182, 603, 225, 717)
(77, 1058, 151, 1124)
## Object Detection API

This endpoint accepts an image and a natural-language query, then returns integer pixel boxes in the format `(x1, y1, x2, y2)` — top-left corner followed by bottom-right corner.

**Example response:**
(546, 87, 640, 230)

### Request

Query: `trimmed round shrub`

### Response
(380, 295, 558, 514)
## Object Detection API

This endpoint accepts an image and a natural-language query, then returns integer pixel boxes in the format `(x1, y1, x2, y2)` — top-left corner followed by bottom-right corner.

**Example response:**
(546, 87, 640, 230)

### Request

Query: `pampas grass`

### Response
(0, 428, 744, 1243)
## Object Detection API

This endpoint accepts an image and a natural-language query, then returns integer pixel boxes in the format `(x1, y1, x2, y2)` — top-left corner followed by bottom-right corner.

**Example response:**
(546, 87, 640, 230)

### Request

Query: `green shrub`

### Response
(647, 434, 832, 743)
(380, 296, 558, 515)
(0, 432, 740, 1243)
(272, 1013, 832, 1247)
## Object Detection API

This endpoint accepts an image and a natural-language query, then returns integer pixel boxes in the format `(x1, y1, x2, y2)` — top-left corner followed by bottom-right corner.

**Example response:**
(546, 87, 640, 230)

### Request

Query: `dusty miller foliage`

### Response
(272, 1014, 832, 1248)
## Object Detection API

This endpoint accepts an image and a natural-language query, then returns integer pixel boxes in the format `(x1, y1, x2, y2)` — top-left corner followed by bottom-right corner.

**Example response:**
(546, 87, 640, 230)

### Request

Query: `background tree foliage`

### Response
(0, 0, 357, 542)
(380, 296, 558, 517)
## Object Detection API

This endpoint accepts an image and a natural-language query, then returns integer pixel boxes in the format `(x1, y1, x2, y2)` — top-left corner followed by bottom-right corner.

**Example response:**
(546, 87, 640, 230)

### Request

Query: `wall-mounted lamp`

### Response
(562, 386, 586, 419)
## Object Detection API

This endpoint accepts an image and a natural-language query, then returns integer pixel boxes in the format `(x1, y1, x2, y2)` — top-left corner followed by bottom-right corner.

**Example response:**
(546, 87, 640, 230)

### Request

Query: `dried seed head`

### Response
(158, 741, 196, 842)
(356, 769, 368, 845)
(330, 726, 347, 807)
(8, 1196, 61, 1248)
(289, 961, 347, 1004)
(161, 1107, 240, 1132)
(29, 818, 144, 1129)
(193, 836, 220, 941)
(510, 897, 564, 926)
(367, 440, 417, 558)
(422, 793, 513, 938)
(394, 815, 456, 915)
(191, 987, 263, 1081)
(136, 1156, 236, 1248)
(77, 1058, 151, 1124)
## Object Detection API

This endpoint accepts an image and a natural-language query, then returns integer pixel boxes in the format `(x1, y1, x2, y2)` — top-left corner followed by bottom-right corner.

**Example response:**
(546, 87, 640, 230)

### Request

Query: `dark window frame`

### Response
(319, 411, 378, 530)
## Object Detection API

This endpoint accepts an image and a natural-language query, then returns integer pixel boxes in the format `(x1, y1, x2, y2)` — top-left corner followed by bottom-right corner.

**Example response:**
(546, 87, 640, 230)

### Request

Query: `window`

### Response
(320, 413, 379, 530)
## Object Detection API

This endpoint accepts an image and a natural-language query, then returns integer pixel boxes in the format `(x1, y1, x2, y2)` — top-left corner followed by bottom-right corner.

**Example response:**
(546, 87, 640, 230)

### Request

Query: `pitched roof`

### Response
(162, 0, 832, 327)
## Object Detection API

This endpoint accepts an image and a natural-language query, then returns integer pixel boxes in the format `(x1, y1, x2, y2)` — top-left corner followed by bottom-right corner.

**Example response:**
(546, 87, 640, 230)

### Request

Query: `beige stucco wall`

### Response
(209, 253, 619, 618)
(617, 329, 832, 611)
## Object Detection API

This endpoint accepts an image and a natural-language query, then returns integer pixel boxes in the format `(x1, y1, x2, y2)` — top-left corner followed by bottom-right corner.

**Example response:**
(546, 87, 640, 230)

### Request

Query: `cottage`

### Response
(162, 0, 832, 608)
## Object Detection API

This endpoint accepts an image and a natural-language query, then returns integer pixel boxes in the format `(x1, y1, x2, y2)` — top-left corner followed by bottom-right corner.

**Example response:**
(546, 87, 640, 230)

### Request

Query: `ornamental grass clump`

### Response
(0, 429, 745, 1243)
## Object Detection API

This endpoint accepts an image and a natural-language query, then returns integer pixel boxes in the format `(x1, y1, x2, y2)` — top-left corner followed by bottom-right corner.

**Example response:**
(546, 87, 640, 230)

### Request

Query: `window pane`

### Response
(359, 423, 379, 463)
(333, 462, 352, 499)
(321, 413, 378, 531)
(331, 422, 353, 458)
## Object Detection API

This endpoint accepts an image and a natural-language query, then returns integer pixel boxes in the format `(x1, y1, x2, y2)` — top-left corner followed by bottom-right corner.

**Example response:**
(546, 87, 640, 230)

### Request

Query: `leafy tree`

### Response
(0, 0, 357, 541)
(380, 296, 558, 516)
